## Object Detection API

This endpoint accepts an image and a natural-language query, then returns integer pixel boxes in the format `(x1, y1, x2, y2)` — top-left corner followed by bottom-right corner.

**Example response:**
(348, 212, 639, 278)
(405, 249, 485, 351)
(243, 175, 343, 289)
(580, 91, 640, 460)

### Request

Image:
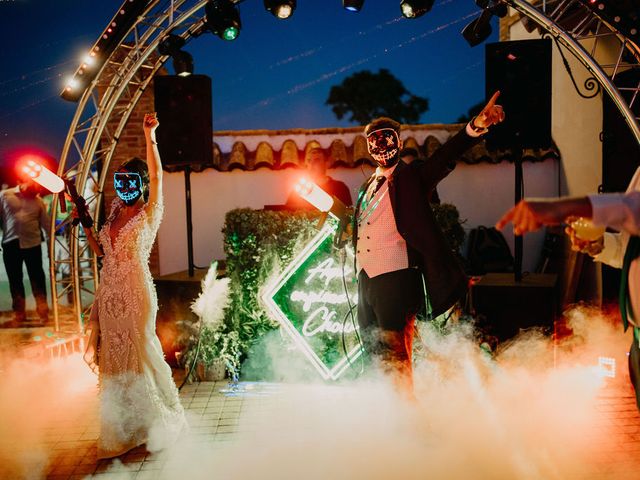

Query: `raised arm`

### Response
(420, 91, 505, 188)
(143, 112, 162, 208)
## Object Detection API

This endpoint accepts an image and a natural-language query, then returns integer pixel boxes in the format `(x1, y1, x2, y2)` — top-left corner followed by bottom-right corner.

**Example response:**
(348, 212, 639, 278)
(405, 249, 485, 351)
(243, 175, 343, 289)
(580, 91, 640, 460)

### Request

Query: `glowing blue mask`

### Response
(114, 172, 143, 205)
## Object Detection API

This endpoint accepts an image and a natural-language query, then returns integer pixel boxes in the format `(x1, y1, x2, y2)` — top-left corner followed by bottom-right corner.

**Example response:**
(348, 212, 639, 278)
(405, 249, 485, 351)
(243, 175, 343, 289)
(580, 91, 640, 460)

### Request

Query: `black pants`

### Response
(630, 335, 640, 411)
(357, 268, 424, 362)
(2, 239, 48, 319)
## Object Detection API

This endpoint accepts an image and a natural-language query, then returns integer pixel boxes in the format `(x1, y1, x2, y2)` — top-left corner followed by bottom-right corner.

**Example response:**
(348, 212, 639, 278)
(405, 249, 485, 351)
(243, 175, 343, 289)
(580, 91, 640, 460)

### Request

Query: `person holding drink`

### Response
(496, 166, 640, 410)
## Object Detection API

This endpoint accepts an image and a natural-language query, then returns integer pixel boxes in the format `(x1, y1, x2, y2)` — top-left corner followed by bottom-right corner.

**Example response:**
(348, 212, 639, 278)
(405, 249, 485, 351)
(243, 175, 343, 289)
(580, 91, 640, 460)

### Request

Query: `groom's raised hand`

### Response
(474, 91, 505, 129)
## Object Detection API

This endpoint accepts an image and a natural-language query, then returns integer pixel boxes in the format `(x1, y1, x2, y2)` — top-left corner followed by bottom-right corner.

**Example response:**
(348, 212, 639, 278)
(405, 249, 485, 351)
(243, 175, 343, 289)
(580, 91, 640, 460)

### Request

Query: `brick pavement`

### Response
(0, 379, 627, 479)
(1, 328, 639, 479)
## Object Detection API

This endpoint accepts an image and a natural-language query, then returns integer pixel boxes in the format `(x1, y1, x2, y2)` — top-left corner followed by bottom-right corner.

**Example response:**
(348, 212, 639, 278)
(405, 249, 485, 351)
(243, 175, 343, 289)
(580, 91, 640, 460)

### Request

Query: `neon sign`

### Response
(261, 221, 362, 380)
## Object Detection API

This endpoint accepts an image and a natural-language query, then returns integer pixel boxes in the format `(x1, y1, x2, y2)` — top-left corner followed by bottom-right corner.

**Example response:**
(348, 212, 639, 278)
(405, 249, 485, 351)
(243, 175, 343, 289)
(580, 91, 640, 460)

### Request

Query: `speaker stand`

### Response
(184, 165, 195, 278)
(513, 147, 523, 282)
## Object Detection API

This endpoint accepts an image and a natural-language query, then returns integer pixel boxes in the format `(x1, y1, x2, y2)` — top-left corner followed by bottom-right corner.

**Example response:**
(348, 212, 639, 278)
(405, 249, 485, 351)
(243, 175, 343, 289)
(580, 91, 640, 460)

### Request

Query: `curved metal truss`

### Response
(50, 0, 640, 332)
(49, 0, 211, 331)
(506, 0, 640, 143)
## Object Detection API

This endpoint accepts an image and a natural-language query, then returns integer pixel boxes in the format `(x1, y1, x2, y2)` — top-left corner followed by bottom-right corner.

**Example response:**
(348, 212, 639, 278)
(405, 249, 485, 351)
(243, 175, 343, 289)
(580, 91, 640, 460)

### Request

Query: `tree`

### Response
(457, 100, 485, 123)
(326, 69, 429, 125)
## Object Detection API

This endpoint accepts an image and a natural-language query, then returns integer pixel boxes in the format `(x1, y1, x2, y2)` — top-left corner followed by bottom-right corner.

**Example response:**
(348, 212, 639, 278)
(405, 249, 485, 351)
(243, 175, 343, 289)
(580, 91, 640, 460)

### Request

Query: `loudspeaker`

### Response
(154, 75, 213, 169)
(602, 68, 640, 194)
(485, 39, 552, 150)
(471, 273, 558, 342)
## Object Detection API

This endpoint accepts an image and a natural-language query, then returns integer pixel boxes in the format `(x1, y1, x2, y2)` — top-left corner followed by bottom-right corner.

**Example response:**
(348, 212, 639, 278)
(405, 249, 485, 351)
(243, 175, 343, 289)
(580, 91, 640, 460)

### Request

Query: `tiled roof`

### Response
(167, 123, 560, 172)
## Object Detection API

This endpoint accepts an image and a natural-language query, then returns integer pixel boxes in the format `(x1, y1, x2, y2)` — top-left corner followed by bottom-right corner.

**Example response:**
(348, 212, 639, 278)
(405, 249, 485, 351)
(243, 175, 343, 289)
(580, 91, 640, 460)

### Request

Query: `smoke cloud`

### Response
(1, 305, 639, 479)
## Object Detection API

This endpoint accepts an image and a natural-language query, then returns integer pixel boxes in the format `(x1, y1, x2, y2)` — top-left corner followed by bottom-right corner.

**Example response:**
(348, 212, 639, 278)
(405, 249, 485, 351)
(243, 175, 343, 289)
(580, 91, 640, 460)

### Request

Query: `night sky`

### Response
(0, 0, 498, 170)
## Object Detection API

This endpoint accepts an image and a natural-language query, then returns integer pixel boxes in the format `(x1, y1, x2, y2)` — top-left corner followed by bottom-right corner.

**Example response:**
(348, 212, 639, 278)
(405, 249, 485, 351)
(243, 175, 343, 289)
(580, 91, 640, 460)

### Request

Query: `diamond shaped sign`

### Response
(261, 221, 362, 380)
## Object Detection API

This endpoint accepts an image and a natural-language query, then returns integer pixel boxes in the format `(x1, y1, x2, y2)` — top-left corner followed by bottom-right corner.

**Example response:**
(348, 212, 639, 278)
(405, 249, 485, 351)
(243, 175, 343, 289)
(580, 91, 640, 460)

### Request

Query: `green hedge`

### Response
(221, 209, 319, 373)
(220, 204, 465, 379)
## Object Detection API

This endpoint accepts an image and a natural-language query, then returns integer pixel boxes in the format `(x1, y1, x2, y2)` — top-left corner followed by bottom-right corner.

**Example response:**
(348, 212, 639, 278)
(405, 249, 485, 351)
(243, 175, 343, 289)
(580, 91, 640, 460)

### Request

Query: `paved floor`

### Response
(1, 320, 640, 480)
(0, 377, 636, 480)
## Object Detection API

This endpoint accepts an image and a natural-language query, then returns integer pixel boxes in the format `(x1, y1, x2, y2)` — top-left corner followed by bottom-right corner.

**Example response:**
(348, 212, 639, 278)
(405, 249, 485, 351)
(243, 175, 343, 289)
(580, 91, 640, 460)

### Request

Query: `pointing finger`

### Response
(486, 91, 501, 109)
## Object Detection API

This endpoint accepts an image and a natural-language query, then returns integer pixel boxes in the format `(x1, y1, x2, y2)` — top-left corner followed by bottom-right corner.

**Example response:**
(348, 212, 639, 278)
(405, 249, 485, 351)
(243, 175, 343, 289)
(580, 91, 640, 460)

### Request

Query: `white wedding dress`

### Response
(93, 198, 185, 459)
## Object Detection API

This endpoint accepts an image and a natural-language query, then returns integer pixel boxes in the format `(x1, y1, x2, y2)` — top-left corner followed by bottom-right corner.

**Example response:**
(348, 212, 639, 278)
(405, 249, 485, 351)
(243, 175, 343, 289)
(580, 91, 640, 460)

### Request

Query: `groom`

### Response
(353, 92, 505, 393)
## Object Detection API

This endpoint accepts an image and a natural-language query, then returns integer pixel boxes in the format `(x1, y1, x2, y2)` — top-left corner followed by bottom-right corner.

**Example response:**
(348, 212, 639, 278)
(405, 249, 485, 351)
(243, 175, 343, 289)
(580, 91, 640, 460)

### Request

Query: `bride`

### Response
(80, 113, 186, 459)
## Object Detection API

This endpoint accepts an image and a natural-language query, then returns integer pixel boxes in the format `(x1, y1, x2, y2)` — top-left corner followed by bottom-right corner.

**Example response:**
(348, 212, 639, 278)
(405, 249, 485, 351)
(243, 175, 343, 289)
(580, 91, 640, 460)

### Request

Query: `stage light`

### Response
(343, 0, 364, 12)
(81, 54, 95, 69)
(400, 0, 434, 19)
(65, 77, 79, 92)
(462, 9, 493, 47)
(60, 0, 149, 102)
(158, 34, 186, 56)
(18, 158, 65, 194)
(264, 0, 296, 19)
(158, 34, 194, 76)
(295, 178, 334, 213)
(205, 0, 241, 41)
(461, 0, 508, 47)
(294, 177, 348, 224)
(173, 50, 194, 76)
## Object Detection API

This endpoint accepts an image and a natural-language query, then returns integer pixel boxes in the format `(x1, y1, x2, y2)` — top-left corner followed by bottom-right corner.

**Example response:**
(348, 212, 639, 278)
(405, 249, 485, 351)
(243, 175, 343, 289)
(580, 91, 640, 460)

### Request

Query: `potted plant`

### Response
(176, 262, 239, 381)
(183, 325, 241, 381)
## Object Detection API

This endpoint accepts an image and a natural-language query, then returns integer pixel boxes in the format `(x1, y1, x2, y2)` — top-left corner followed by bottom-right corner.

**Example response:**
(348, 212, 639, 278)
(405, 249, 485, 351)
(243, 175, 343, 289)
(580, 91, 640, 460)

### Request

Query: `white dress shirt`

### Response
(0, 187, 49, 249)
(590, 167, 640, 326)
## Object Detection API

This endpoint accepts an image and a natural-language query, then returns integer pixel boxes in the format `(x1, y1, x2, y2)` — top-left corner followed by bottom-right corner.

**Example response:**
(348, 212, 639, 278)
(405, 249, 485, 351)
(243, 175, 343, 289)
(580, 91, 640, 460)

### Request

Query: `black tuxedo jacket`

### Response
(353, 127, 481, 318)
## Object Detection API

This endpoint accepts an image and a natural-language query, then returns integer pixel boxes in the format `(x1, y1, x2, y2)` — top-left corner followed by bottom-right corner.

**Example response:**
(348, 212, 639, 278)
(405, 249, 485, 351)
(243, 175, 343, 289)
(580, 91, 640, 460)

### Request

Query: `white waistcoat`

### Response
(356, 173, 409, 278)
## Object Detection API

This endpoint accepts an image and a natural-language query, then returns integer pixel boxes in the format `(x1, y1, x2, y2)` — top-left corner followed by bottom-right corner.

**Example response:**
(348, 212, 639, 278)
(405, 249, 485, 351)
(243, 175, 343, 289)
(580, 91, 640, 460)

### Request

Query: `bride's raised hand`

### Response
(143, 112, 159, 135)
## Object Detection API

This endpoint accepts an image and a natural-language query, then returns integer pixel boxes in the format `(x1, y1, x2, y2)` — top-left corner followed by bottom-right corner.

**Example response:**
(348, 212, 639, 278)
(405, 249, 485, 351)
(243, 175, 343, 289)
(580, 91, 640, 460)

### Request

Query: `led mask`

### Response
(114, 171, 143, 205)
(366, 128, 401, 167)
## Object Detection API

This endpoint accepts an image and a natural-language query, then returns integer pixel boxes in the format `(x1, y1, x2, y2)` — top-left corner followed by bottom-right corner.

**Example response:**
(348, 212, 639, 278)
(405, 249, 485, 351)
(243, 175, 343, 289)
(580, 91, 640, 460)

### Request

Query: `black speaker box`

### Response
(485, 39, 552, 150)
(154, 75, 213, 169)
(602, 68, 640, 194)
(471, 273, 559, 341)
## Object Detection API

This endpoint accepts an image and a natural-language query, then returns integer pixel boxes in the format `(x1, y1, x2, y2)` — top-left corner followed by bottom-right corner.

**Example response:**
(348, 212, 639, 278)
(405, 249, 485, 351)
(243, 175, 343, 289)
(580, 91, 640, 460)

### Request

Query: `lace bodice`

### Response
(98, 198, 163, 282)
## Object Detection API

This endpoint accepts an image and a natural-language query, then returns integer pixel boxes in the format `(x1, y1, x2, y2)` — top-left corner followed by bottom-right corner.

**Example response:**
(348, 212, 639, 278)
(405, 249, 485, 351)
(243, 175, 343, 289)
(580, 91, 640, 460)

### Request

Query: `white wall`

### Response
(158, 166, 373, 275)
(158, 158, 559, 276)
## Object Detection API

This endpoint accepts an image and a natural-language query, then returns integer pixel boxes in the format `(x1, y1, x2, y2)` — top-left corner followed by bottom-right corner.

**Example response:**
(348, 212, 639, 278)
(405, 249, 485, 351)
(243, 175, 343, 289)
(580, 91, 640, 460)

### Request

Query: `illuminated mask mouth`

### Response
(366, 128, 400, 167)
(114, 172, 143, 203)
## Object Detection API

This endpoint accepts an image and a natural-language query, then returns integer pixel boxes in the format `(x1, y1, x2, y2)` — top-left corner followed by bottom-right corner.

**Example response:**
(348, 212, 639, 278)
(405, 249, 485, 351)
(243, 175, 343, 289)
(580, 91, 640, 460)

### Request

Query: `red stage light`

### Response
(16, 154, 64, 193)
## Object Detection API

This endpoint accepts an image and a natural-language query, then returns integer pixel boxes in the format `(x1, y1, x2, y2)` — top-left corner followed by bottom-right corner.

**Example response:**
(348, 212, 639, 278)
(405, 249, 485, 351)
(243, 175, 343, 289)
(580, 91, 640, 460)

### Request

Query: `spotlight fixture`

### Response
(172, 50, 194, 76)
(462, 9, 493, 47)
(461, 0, 507, 47)
(158, 34, 186, 56)
(205, 0, 241, 41)
(61, 0, 149, 102)
(158, 34, 193, 76)
(264, 0, 296, 19)
(400, 0, 434, 19)
(342, 0, 364, 12)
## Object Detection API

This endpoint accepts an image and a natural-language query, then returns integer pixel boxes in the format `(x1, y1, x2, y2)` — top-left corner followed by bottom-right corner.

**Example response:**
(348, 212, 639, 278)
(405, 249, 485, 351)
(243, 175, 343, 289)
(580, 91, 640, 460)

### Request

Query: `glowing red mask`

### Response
(366, 128, 400, 167)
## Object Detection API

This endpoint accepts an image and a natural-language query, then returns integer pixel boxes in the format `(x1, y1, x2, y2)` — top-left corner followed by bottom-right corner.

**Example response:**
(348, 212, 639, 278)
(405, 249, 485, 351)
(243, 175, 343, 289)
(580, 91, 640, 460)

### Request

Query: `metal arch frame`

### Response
(505, 0, 640, 144)
(49, 0, 211, 332)
(50, 0, 640, 333)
